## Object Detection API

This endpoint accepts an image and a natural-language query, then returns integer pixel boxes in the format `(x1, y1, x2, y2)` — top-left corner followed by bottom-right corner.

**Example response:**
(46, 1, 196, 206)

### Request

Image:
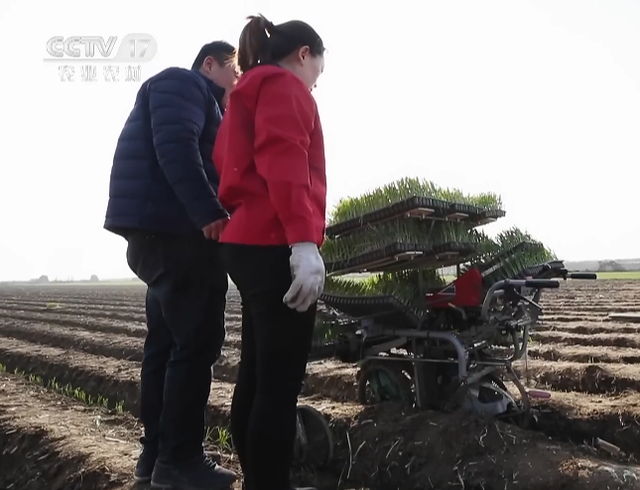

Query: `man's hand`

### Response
(202, 217, 229, 240)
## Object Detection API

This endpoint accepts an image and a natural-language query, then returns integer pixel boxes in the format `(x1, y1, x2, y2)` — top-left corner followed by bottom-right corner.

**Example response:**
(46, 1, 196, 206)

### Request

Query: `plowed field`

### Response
(2, 280, 640, 489)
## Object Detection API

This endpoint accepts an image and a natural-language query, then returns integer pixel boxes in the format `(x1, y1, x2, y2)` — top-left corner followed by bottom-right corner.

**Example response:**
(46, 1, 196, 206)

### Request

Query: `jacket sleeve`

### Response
(148, 69, 228, 229)
(253, 74, 317, 245)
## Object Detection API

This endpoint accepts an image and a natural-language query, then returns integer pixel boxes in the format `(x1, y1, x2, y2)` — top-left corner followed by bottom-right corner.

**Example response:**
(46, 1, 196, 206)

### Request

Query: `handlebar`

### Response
(481, 279, 559, 320)
(568, 272, 597, 280)
(523, 279, 560, 289)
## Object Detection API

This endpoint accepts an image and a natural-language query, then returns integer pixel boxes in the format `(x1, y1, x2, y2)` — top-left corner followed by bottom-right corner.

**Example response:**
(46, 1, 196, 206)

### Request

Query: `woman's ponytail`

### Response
(237, 14, 274, 73)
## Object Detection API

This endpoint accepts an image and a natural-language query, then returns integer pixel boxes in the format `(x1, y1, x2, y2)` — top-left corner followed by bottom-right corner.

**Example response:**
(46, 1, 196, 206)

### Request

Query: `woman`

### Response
(212, 13, 327, 490)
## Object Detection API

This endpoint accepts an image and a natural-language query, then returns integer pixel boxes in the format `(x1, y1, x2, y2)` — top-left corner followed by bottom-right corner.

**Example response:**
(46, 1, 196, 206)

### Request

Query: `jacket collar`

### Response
(192, 69, 226, 109)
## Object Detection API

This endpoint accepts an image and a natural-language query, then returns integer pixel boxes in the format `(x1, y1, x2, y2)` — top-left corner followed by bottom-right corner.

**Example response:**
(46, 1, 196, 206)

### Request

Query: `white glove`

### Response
(283, 242, 326, 312)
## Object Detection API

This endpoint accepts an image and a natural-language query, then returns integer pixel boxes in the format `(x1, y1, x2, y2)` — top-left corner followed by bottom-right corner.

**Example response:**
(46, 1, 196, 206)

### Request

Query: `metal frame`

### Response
(317, 263, 597, 427)
(338, 278, 568, 418)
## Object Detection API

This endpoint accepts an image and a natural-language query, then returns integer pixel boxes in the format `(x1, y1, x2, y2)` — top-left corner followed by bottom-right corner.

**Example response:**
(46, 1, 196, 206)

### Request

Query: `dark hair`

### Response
(237, 14, 324, 73)
(191, 40, 236, 70)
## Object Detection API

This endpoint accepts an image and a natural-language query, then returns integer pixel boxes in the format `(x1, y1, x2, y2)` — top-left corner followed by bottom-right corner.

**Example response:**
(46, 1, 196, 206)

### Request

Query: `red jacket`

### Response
(213, 65, 327, 247)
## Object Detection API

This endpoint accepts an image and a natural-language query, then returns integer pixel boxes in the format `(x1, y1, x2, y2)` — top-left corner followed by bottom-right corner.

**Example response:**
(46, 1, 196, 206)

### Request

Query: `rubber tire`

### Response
(293, 405, 335, 467)
(356, 361, 414, 406)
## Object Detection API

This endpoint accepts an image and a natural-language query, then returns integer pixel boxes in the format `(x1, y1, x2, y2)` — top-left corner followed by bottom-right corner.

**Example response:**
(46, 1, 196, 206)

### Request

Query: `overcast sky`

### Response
(0, 0, 638, 280)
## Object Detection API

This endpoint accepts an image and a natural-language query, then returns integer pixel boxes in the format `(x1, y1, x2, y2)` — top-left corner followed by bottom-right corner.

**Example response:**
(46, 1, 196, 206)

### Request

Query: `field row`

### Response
(4, 307, 640, 363)
(0, 371, 147, 490)
(2, 280, 640, 489)
(2, 333, 640, 490)
(5, 301, 640, 330)
(2, 312, 640, 451)
(0, 280, 637, 312)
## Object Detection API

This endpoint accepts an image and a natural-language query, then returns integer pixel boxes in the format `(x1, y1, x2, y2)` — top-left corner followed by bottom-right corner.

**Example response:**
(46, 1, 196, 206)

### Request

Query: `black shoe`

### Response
(244, 483, 316, 490)
(244, 484, 317, 490)
(151, 453, 237, 490)
(134, 442, 157, 482)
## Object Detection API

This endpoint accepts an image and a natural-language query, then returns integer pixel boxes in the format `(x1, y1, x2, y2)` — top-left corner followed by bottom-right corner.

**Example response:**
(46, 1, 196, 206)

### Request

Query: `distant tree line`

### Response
(29, 274, 101, 283)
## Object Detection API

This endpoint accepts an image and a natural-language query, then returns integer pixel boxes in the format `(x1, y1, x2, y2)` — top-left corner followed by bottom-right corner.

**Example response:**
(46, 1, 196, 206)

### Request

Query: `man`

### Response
(104, 41, 238, 490)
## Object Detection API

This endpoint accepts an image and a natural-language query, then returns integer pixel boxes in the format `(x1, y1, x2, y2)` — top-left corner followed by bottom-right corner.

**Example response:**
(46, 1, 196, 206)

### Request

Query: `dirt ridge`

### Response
(0, 373, 140, 490)
(2, 280, 640, 489)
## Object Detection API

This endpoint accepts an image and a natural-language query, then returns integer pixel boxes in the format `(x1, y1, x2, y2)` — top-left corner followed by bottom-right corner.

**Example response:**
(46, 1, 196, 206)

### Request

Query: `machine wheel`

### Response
(440, 373, 512, 411)
(478, 373, 508, 397)
(293, 405, 334, 467)
(463, 373, 519, 417)
(357, 361, 414, 406)
(479, 374, 538, 428)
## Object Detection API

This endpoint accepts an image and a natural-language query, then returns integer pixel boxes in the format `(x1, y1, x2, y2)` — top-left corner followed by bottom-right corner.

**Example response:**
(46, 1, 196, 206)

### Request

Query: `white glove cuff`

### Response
(290, 242, 318, 253)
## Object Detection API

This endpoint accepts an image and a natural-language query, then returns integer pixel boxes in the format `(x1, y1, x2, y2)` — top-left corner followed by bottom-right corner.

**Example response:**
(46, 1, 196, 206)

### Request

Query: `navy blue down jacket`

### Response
(104, 67, 229, 236)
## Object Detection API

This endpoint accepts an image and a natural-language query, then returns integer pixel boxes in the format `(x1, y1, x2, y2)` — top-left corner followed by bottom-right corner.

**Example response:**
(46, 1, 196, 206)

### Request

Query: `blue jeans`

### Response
(126, 232, 228, 465)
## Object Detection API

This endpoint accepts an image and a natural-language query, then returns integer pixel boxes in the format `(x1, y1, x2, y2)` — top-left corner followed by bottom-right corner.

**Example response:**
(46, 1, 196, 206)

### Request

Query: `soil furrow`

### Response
(0, 322, 355, 403)
(0, 336, 360, 425)
(0, 309, 244, 346)
(9, 325, 639, 463)
(0, 373, 140, 490)
(0, 300, 144, 314)
(0, 290, 242, 307)
(543, 305, 640, 314)
(338, 402, 640, 490)
(0, 304, 148, 323)
(541, 315, 608, 323)
(531, 389, 640, 457)
(0, 290, 147, 304)
(0, 339, 368, 488)
(534, 322, 640, 335)
(0, 319, 146, 363)
(542, 298, 640, 305)
(0, 301, 244, 326)
(514, 359, 640, 395)
(532, 331, 640, 349)
(0, 320, 241, 384)
(529, 345, 640, 364)
(2, 279, 640, 489)
(1, 361, 636, 489)
(0, 309, 148, 338)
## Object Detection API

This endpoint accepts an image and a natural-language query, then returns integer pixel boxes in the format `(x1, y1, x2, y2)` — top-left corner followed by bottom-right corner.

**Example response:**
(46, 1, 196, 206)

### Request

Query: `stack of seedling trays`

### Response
(316, 178, 507, 331)
(308, 178, 560, 356)
(322, 196, 504, 276)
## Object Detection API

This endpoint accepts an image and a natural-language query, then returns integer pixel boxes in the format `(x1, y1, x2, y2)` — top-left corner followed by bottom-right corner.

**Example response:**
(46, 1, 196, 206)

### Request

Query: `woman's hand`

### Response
(283, 242, 325, 312)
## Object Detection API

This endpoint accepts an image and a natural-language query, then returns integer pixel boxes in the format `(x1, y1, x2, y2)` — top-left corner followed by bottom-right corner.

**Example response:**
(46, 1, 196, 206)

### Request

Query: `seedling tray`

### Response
(479, 208, 507, 224)
(476, 242, 536, 276)
(325, 241, 477, 275)
(320, 293, 423, 330)
(326, 196, 506, 238)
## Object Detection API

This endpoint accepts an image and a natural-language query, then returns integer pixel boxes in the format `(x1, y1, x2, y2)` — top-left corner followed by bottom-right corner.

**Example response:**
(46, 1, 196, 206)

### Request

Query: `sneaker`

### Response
(134, 439, 157, 483)
(151, 453, 237, 490)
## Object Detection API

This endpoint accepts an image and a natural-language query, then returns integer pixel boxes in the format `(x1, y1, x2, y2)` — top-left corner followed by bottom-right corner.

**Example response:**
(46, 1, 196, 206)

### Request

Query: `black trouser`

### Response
(125, 232, 228, 465)
(223, 244, 316, 490)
